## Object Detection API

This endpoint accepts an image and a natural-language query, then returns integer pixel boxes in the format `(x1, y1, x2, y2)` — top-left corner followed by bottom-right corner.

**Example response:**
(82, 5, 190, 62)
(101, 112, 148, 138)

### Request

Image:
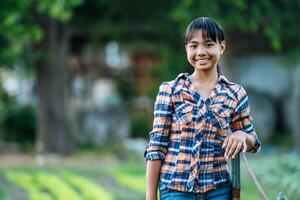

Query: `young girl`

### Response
(144, 17, 261, 200)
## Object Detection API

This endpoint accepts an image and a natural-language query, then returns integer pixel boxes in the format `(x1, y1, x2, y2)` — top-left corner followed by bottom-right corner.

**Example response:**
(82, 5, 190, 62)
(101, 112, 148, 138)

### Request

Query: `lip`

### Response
(195, 59, 209, 64)
(195, 58, 210, 61)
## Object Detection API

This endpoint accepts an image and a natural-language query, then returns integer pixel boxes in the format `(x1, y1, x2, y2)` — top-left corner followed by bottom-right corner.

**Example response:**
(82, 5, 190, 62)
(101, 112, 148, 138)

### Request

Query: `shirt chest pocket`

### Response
(210, 104, 232, 130)
(174, 103, 194, 125)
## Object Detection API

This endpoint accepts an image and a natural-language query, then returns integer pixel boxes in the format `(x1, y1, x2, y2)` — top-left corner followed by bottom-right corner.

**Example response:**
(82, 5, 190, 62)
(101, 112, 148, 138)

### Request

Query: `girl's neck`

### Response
(190, 68, 218, 86)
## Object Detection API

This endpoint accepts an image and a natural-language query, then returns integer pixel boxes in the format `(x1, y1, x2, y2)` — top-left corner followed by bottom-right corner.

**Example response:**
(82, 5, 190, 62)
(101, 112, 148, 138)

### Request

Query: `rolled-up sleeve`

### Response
(230, 86, 261, 153)
(144, 82, 173, 161)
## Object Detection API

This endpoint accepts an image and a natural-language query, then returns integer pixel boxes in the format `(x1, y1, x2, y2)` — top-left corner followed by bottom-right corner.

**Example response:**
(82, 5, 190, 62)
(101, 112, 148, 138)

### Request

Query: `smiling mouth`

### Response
(195, 59, 210, 64)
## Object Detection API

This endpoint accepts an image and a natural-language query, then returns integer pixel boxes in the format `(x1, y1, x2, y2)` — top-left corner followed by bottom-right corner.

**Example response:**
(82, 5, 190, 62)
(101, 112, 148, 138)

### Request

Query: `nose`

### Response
(196, 46, 206, 56)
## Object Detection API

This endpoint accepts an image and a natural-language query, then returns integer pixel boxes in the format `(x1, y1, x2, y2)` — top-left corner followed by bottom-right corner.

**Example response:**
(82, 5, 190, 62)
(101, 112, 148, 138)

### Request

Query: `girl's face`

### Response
(185, 29, 226, 72)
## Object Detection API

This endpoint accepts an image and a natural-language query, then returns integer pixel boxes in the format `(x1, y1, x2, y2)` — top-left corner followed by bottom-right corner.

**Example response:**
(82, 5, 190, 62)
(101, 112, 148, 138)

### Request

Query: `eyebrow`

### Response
(189, 39, 214, 44)
(204, 39, 214, 42)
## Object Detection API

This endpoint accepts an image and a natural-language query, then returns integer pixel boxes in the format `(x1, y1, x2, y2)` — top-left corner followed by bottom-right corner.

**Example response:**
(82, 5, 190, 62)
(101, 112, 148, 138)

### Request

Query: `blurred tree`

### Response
(0, 0, 83, 154)
(1, 0, 300, 152)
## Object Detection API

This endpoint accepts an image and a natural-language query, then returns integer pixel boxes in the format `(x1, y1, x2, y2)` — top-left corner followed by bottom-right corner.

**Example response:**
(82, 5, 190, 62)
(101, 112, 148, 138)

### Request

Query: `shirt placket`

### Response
(189, 95, 221, 192)
(185, 79, 223, 192)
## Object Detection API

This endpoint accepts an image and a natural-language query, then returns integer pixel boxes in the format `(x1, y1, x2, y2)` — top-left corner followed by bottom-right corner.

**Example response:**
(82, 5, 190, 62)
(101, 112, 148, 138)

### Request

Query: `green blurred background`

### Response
(0, 0, 300, 199)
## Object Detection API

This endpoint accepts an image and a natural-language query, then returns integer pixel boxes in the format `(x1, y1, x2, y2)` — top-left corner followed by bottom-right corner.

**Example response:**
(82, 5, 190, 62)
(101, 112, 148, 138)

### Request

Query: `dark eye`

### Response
(206, 43, 214, 48)
(189, 44, 197, 49)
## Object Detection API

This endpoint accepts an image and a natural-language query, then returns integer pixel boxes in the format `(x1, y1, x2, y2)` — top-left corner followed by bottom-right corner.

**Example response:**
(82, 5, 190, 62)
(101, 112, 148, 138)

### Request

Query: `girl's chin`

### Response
(194, 63, 214, 70)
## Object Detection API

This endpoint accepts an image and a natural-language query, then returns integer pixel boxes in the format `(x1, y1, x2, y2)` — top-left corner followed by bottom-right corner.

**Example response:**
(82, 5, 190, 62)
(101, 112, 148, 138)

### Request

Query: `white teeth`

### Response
(196, 59, 209, 65)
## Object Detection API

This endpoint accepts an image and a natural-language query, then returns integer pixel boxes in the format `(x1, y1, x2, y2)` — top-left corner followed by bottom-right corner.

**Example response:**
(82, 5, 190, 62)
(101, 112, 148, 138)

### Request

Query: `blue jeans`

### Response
(159, 181, 232, 200)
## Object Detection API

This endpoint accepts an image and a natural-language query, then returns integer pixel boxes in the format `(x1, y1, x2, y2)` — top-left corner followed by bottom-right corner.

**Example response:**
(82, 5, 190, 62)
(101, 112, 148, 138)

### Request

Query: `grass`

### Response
(0, 152, 145, 200)
(62, 171, 113, 200)
(109, 161, 146, 193)
(242, 153, 299, 199)
(240, 167, 277, 200)
(0, 151, 298, 200)
(0, 187, 6, 200)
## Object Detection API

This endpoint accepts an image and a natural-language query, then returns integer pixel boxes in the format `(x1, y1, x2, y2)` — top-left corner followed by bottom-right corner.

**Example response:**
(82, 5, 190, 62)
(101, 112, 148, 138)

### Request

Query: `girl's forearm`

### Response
(146, 160, 162, 200)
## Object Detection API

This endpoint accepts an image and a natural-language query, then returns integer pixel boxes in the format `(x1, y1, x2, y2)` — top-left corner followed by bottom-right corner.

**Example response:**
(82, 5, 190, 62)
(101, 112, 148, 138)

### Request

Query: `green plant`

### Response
(62, 171, 113, 200)
(0, 186, 6, 200)
(109, 161, 146, 193)
(35, 173, 80, 200)
(5, 171, 53, 200)
(252, 155, 300, 199)
(0, 104, 36, 145)
(131, 111, 151, 138)
(5, 171, 81, 200)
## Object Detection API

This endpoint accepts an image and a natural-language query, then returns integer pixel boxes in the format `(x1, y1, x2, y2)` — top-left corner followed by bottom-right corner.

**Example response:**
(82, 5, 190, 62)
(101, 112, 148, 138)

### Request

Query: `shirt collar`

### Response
(175, 72, 234, 86)
(218, 74, 234, 85)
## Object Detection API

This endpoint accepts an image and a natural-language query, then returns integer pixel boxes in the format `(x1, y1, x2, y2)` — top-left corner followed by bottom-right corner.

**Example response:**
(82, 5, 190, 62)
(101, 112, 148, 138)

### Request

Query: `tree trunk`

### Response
(291, 65, 300, 151)
(36, 17, 73, 154)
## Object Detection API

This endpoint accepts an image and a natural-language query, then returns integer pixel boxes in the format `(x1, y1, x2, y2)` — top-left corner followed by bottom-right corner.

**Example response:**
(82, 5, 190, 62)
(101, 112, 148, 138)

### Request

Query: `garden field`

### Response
(0, 152, 298, 200)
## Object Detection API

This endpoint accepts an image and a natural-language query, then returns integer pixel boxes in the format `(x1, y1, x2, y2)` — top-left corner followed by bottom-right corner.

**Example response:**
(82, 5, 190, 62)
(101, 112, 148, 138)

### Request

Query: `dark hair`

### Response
(184, 17, 225, 44)
(184, 17, 225, 74)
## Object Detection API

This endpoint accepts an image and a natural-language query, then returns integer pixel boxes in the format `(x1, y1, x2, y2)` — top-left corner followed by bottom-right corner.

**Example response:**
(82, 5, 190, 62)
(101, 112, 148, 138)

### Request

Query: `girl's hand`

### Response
(222, 130, 248, 159)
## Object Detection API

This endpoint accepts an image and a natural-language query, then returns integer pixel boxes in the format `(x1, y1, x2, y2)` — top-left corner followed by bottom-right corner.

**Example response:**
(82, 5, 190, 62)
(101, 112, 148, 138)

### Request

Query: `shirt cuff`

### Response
(248, 133, 261, 153)
(144, 146, 166, 161)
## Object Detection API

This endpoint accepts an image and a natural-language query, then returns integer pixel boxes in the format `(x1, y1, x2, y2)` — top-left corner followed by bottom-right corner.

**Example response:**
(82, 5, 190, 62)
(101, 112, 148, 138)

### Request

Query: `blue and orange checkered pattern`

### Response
(144, 72, 261, 193)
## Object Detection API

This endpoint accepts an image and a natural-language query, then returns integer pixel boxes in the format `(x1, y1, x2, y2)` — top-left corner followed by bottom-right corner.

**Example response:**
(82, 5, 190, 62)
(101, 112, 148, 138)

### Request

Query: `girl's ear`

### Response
(220, 41, 226, 54)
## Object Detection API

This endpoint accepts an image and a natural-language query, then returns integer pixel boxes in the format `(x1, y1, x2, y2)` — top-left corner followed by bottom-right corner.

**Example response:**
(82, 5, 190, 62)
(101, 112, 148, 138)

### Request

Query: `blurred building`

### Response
(225, 55, 293, 141)
(67, 38, 132, 146)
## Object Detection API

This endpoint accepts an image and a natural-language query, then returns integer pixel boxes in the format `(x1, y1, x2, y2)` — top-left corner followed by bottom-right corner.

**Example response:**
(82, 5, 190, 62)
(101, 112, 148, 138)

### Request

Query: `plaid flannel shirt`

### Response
(144, 72, 261, 193)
